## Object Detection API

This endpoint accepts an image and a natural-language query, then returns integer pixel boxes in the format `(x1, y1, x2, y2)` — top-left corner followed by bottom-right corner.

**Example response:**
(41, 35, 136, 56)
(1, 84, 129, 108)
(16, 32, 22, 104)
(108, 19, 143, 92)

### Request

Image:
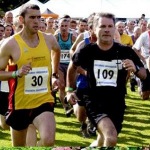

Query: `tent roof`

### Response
(41, 8, 59, 19)
(44, 0, 150, 19)
(12, 0, 45, 17)
(42, 8, 54, 14)
(12, 0, 150, 19)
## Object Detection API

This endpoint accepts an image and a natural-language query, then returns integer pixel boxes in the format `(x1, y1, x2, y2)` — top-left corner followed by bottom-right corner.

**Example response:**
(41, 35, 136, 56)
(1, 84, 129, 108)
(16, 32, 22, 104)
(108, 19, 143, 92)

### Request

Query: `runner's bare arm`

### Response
(70, 33, 84, 57)
(0, 39, 14, 80)
(45, 34, 60, 75)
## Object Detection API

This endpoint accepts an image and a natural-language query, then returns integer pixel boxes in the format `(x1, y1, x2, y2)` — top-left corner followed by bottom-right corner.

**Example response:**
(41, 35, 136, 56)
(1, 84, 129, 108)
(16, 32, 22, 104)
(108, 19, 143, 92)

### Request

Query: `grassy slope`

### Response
(0, 86, 150, 148)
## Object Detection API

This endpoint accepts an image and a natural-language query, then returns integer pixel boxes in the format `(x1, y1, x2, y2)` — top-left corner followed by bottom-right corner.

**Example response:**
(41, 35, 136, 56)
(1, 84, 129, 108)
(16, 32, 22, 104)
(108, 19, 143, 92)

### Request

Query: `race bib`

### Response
(24, 67, 49, 94)
(94, 60, 118, 87)
(60, 50, 70, 63)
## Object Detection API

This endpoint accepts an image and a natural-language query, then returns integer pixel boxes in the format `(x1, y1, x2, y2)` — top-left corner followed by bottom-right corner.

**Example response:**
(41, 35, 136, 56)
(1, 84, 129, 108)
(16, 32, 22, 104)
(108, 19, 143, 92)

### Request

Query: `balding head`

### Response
(133, 26, 141, 39)
(115, 21, 125, 35)
(4, 11, 13, 25)
(115, 21, 125, 27)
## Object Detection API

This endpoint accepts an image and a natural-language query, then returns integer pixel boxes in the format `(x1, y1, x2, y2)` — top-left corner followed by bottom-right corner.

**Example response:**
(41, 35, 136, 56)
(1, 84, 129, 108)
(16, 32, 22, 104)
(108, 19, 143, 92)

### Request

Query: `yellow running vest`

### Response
(12, 31, 54, 110)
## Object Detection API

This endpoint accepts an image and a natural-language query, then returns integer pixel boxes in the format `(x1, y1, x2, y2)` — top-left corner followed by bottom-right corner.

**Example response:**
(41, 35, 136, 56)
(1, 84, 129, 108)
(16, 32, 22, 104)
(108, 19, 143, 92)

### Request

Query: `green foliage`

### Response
(0, 0, 49, 12)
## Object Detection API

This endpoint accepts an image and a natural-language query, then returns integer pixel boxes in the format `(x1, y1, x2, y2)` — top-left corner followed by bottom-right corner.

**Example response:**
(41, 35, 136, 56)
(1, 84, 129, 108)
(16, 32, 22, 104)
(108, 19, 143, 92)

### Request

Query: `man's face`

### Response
(47, 18, 54, 28)
(128, 21, 135, 30)
(39, 22, 46, 32)
(140, 20, 147, 32)
(116, 23, 125, 35)
(78, 22, 87, 33)
(95, 17, 115, 44)
(5, 12, 13, 24)
(4, 26, 12, 37)
(59, 20, 69, 33)
(23, 8, 41, 34)
(70, 22, 77, 30)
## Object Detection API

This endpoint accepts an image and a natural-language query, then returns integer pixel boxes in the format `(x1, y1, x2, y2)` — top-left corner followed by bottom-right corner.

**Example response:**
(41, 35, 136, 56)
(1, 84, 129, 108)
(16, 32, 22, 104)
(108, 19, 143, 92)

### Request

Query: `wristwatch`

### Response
(134, 65, 140, 75)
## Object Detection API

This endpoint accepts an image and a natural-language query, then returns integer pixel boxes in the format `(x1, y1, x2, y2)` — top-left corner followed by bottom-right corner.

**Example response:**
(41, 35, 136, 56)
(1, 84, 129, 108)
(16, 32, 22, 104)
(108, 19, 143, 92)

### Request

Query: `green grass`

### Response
(0, 86, 150, 148)
(117, 88, 150, 147)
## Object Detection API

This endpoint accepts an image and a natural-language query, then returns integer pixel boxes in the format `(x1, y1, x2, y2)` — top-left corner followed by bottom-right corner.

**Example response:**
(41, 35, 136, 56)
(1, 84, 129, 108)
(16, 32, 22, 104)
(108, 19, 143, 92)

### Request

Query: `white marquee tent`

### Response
(11, 0, 45, 17)
(44, 0, 150, 19)
(11, 0, 150, 19)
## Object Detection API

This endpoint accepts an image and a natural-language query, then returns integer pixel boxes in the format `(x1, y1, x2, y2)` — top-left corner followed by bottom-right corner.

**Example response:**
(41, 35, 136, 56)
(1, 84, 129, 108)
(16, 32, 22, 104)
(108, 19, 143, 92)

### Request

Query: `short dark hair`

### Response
(70, 19, 77, 24)
(79, 18, 87, 24)
(62, 14, 71, 19)
(58, 18, 70, 25)
(0, 24, 4, 29)
(4, 24, 12, 29)
(19, 3, 40, 18)
(59, 14, 71, 20)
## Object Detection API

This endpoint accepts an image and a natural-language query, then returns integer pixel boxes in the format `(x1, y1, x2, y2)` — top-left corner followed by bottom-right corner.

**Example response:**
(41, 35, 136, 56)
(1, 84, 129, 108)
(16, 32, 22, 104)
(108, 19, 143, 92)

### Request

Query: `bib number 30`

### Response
(31, 75, 43, 86)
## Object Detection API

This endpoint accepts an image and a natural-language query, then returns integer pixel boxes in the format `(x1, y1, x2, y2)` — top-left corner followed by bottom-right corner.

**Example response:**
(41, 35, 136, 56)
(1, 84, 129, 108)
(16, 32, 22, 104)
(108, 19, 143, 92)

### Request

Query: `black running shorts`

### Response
(5, 102, 54, 130)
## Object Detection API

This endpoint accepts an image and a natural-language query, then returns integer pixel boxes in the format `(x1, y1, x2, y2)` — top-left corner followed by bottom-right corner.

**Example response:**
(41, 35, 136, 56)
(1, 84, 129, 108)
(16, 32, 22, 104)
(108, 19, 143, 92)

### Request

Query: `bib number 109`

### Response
(97, 69, 114, 79)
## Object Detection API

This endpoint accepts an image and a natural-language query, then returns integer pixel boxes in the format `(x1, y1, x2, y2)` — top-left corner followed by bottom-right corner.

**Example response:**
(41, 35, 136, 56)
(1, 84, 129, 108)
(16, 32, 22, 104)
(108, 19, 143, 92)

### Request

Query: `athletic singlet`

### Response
(58, 33, 72, 64)
(8, 31, 54, 110)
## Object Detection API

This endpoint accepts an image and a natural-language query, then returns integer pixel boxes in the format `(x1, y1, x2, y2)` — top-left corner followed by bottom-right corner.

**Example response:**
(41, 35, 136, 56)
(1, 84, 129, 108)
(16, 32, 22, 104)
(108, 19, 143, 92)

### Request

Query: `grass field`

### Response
(0, 86, 150, 148)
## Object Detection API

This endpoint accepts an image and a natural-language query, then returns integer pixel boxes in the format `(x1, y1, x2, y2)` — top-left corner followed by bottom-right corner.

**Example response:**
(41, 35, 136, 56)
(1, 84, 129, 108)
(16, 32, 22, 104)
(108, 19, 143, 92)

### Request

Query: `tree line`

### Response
(0, 0, 49, 16)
